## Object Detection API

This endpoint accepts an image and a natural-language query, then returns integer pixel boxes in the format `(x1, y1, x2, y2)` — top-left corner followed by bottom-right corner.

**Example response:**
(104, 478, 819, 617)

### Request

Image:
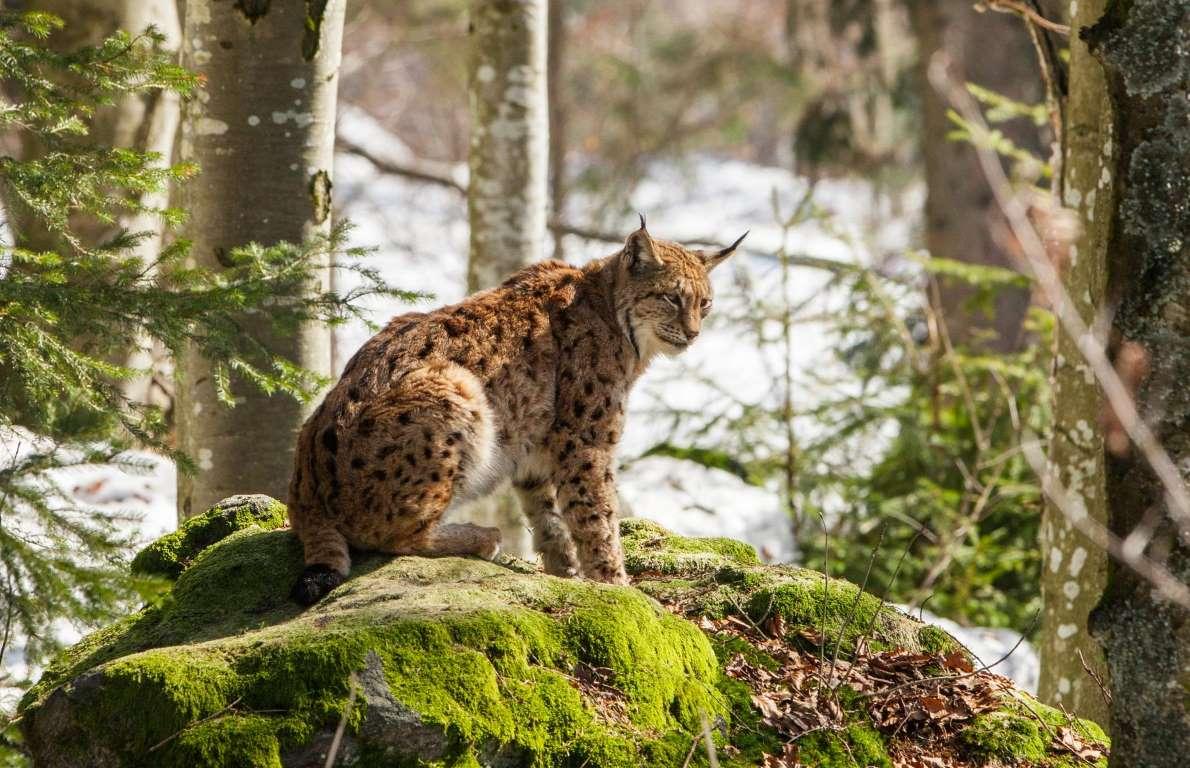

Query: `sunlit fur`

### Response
(288, 220, 743, 604)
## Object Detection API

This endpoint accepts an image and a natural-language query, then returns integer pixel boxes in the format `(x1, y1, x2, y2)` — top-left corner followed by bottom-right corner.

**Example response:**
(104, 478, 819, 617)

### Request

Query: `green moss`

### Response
(916, 624, 963, 655)
(131, 495, 288, 579)
(960, 711, 1047, 764)
(24, 512, 1093, 767)
(621, 518, 759, 575)
(794, 724, 892, 768)
(164, 715, 282, 768)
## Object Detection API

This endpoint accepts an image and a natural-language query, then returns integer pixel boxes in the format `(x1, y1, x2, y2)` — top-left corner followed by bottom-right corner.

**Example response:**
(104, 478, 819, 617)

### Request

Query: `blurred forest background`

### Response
(3, 1, 1188, 764)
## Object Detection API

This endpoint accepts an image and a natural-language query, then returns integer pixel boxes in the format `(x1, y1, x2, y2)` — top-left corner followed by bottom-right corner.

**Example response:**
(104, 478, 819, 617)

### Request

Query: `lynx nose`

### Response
(684, 327, 700, 342)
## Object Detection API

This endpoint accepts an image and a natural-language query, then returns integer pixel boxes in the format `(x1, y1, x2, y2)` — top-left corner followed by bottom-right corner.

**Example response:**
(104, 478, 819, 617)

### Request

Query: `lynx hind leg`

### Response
(513, 478, 579, 577)
(340, 362, 500, 561)
(289, 508, 352, 605)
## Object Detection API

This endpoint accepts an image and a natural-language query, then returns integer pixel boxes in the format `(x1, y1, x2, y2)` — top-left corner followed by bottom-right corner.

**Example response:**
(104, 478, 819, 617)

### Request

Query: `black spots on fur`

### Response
(522, 334, 534, 351)
(422, 428, 433, 441)
(561, 440, 576, 458)
(498, 428, 510, 443)
(430, 471, 441, 482)
(320, 427, 338, 454)
(405, 453, 418, 467)
(583, 381, 595, 396)
(559, 368, 575, 383)
(385, 511, 395, 522)
(515, 476, 546, 491)
(580, 461, 594, 472)
(591, 407, 605, 421)
(358, 417, 376, 435)
(607, 431, 618, 444)
(350, 457, 366, 470)
(398, 412, 412, 425)
(376, 445, 398, 460)
(418, 339, 435, 359)
(347, 386, 361, 403)
(443, 316, 469, 338)
(324, 457, 337, 477)
(370, 469, 387, 482)
(445, 433, 457, 446)
(440, 449, 452, 459)
(423, 446, 433, 460)
(574, 401, 587, 418)
(602, 395, 613, 409)
(604, 469, 615, 483)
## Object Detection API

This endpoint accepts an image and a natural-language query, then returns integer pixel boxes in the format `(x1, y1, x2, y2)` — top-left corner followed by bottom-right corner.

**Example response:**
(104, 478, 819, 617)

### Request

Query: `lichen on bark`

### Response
(1079, 1, 1190, 764)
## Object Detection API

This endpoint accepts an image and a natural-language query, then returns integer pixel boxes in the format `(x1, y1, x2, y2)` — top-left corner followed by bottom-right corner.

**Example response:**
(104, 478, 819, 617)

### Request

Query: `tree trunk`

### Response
(910, 0, 1041, 351)
(1081, 2, 1190, 763)
(546, 0, 567, 261)
(458, 0, 548, 557)
(465, 0, 548, 291)
(1038, 0, 1111, 728)
(175, 0, 345, 520)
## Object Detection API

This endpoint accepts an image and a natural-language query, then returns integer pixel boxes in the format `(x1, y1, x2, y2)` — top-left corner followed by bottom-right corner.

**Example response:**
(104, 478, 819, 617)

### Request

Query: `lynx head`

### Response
(615, 215, 746, 359)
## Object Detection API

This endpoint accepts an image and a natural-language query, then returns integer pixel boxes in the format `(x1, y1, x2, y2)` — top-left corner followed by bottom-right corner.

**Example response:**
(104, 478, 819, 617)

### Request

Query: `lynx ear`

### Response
(624, 213, 661, 269)
(702, 231, 748, 272)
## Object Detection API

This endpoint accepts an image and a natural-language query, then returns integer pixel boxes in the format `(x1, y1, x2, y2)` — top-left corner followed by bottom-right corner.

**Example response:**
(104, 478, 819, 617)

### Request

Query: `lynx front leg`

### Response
(514, 477, 580, 577)
(552, 446, 628, 585)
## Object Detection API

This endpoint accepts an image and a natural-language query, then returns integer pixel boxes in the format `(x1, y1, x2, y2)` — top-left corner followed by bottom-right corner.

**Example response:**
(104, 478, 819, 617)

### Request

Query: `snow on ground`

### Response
(1, 113, 1038, 701)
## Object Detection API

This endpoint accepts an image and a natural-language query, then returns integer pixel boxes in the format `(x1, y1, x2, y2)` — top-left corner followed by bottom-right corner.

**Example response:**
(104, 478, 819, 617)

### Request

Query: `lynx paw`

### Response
(291, 564, 346, 606)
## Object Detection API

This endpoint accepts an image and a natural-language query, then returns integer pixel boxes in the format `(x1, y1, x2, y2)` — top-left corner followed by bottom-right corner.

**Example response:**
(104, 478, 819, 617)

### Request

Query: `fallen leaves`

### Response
(696, 611, 1103, 767)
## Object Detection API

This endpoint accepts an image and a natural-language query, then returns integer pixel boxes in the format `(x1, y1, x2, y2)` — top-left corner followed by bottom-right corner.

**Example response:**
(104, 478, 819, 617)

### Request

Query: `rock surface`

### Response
(19, 497, 1107, 767)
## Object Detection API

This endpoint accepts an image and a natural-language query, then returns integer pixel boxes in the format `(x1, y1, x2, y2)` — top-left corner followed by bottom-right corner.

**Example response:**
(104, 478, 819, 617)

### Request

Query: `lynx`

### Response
(288, 218, 746, 604)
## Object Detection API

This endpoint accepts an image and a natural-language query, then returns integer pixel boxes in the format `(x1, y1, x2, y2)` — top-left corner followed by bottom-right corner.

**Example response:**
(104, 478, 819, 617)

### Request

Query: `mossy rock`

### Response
(21, 500, 1108, 767)
(130, 494, 288, 579)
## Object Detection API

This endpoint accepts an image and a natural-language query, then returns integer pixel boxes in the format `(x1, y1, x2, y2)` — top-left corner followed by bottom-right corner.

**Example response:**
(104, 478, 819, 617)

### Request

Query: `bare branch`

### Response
(929, 54, 1190, 537)
(979, 0, 1072, 36)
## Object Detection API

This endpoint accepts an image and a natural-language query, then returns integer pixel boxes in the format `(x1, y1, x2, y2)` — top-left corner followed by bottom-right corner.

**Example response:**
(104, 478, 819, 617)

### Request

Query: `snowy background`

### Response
(0, 113, 1039, 711)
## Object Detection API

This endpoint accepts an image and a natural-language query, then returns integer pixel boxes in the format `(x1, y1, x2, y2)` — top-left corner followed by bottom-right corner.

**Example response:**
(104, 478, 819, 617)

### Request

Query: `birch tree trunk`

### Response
(1037, 0, 1111, 728)
(546, 0, 567, 261)
(458, 0, 548, 557)
(1079, 2, 1190, 763)
(466, 0, 548, 291)
(175, 0, 345, 520)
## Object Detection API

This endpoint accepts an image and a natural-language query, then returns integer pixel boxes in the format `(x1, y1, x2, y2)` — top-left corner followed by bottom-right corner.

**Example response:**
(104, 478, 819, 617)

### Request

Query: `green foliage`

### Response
(0, 10, 410, 726)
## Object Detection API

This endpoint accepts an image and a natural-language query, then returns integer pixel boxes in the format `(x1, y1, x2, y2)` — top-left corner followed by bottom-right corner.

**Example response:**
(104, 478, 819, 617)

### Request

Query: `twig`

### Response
(979, 0, 1071, 35)
(148, 697, 243, 753)
(700, 712, 720, 768)
(855, 612, 1037, 701)
(325, 673, 360, 768)
(827, 524, 886, 689)
(1077, 647, 1112, 708)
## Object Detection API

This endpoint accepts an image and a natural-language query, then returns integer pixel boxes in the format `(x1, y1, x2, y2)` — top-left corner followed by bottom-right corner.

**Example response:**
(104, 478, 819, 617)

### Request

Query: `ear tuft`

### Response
(624, 217, 661, 269)
(702, 230, 748, 272)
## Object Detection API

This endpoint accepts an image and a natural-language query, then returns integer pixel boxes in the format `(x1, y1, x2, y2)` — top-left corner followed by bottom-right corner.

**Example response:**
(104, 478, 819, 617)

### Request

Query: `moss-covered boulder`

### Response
(130, 494, 288, 579)
(19, 501, 1108, 768)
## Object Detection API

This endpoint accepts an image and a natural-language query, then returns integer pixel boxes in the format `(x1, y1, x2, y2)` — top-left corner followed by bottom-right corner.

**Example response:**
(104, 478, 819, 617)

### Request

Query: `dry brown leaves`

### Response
(566, 661, 632, 727)
(695, 612, 1101, 768)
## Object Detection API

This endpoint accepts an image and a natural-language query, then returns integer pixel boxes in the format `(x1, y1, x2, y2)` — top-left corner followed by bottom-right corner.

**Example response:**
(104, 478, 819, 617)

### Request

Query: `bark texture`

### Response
(1038, 0, 1111, 728)
(910, 0, 1042, 351)
(546, 0, 567, 261)
(457, 0, 549, 557)
(466, 0, 548, 291)
(175, 0, 345, 520)
(1081, 1, 1190, 764)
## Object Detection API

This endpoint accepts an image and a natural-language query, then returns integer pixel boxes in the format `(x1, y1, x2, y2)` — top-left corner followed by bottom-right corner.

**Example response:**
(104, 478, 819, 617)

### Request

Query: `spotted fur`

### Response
(288, 220, 745, 604)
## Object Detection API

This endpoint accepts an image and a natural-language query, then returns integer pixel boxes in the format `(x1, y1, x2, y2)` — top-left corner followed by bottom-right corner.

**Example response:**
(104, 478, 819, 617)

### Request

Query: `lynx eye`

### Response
(700, 298, 712, 310)
(663, 293, 682, 308)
